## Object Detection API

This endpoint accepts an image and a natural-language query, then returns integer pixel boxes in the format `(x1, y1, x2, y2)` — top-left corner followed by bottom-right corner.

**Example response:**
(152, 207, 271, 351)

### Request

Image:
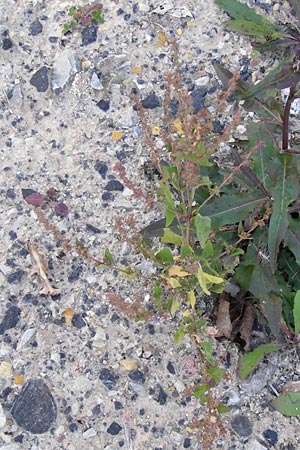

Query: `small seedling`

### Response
(63, 3, 104, 34)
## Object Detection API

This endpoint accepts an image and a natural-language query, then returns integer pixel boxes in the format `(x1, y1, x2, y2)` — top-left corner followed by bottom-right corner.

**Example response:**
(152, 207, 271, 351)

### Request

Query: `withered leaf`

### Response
(239, 303, 256, 351)
(216, 294, 232, 339)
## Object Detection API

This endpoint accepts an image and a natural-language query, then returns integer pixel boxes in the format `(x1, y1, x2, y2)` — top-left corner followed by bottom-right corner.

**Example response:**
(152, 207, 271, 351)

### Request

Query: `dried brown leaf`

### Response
(216, 294, 232, 338)
(239, 303, 256, 351)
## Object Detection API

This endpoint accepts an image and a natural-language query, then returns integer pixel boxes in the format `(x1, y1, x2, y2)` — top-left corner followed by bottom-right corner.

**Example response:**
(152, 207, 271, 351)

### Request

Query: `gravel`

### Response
(1, 0, 300, 448)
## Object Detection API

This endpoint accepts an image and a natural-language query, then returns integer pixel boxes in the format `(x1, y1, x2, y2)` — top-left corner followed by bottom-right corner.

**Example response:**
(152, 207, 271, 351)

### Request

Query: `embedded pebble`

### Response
(96, 99, 110, 112)
(107, 421, 122, 435)
(0, 306, 21, 334)
(262, 429, 278, 446)
(81, 25, 98, 46)
(51, 49, 80, 94)
(140, 93, 161, 109)
(99, 368, 117, 390)
(29, 20, 43, 36)
(120, 358, 138, 371)
(167, 361, 176, 374)
(128, 370, 145, 384)
(91, 72, 103, 90)
(30, 67, 49, 92)
(0, 361, 12, 379)
(128, 381, 147, 397)
(231, 415, 253, 437)
(94, 160, 108, 178)
(104, 180, 124, 192)
(11, 379, 57, 434)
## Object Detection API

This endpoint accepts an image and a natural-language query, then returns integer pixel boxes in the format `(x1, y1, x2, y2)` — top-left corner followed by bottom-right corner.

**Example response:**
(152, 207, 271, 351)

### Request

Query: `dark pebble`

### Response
(8, 231, 17, 241)
(145, 323, 155, 335)
(0, 306, 21, 334)
(97, 99, 110, 112)
(11, 379, 57, 434)
(94, 160, 108, 178)
(99, 368, 117, 390)
(230, 415, 253, 437)
(3, 37, 13, 50)
(183, 437, 191, 448)
(114, 401, 123, 410)
(155, 384, 167, 405)
(71, 314, 86, 329)
(102, 191, 114, 201)
(6, 188, 16, 199)
(107, 421, 122, 435)
(22, 188, 37, 199)
(7, 270, 25, 285)
(263, 429, 278, 446)
(68, 266, 83, 283)
(128, 370, 145, 384)
(92, 404, 101, 415)
(14, 434, 24, 443)
(191, 88, 207, 113)
(140, 93, 160, 109)
(29, 20, 43, 36)
(104, 180, 124, 192)
(30, 66, 49, 92)
(167, 361, 176, 375)
(212, 119, 224, 134)
(151, 426, 164, 438)
(81, 25, 98, 46)
(86, 223, 102, 234)
(111, 312, 120, 323)
(69, 423, 78, 432)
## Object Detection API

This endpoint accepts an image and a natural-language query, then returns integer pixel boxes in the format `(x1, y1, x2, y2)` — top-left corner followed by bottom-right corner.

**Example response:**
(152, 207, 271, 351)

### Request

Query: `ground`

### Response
(0, 0, 300, 449)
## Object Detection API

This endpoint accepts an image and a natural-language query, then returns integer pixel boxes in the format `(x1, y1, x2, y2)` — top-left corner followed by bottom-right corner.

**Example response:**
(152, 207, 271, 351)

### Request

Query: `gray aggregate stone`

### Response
(51, 49, 80, 94)
(231, 414, 253, 437)
(11, 379, 57, 434)
(30, 67, 49, 92)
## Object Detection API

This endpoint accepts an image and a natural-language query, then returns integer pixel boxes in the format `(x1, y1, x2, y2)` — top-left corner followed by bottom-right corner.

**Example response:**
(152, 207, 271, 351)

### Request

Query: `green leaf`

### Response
(187, 290, 196, 309)
(196, 265, 210, 295)
(104, 248, 114, 263)
(194, 214, 211, 248)
(92, 9, 104, 23)
(242, 61, 300, 101)
(155, 247, 174, 263)
(206, 367, 226, 384)
(285, 217, 300, 265)
(238, 343, 283, 379)
(201, 340, 215, 366)
(168, 278, 181, 288)
(293, 291, 300, 335)
(225, 19, 281, 41)
(201, 240, 214, 258)
(217, 402, 231, 414)
(268, 155, 299, 273)
(249, 264, 282, 337)
(162, 228, 183, 246)
(271, 392, 300, 416)
(170, 298, 180, 315)
(174, 324, 186, 344)
(215, 0, 276, 27)
(201, 192, 268, 229)
(68, 6, 76, 15)
(158, 183, 177, 227)
(193, 384, 210, 402)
